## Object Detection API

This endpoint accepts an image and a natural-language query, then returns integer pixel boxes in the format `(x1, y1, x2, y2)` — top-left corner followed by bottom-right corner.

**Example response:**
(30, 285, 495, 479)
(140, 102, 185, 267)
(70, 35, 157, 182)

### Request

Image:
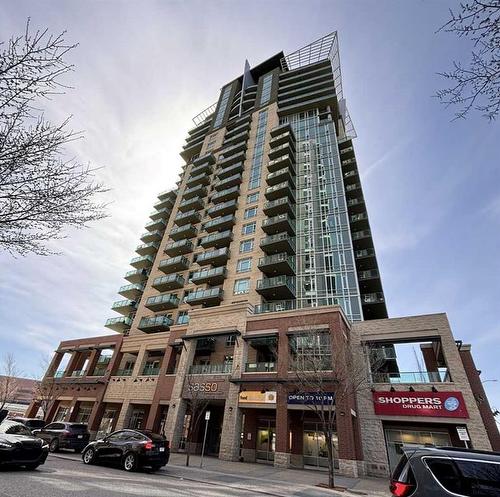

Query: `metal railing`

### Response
(114, 368, 134, 377)
(189, 363, 232, 374)
(245, 362, 276, 373)
(371, 370, 451, 384)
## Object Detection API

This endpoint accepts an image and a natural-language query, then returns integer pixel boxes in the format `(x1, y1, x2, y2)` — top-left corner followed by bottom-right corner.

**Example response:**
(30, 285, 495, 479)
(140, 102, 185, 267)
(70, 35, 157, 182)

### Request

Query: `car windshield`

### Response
(26, 420, 46, 429)
(137, 430, 165, 441)
(69, 424, 88, 431)
(0, 421, 32, 436)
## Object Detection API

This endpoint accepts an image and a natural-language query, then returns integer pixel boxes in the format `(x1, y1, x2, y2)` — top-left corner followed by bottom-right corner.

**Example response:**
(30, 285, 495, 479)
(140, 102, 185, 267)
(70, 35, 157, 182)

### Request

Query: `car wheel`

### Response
(82, 448, 95, 465)
(25, 463, 40, 470)
(123, 453, 137, 472)
(49, 439, 59, 453)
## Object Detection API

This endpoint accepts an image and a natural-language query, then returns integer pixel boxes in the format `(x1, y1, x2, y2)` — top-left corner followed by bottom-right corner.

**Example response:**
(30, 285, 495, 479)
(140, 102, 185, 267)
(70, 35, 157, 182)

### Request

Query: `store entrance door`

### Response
(385, 428, 452, 472)
(303, 422, 338, 468)
(256, 420, 275, 462)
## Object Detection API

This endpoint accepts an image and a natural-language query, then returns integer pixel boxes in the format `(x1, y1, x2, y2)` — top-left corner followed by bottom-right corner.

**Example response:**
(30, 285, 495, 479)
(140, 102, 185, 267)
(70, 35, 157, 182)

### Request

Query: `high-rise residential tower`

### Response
(29, 32, 498, 478)
(106, 32, 386, 336)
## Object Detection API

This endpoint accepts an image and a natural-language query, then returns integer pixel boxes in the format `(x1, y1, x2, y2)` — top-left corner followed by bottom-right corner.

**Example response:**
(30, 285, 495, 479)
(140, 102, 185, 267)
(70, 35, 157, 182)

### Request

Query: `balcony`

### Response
(260, 232, 295, 255)
(220, 139, 247, 157)
(118, 283, 144, 300)
(218, 150, 246, 168)
(269, 130, 295, 148)
(207, 199, 238, 218)
(114, 368, 134, 377)
(186, 172, 210, 188)
(149, 207, 171, 221)
(350, 212, 368, 225)
(105, 316, 132, 333)
(135, 241, 159, 256)
(359, 269, 379, 281)
(216, 161, 244, 180)
(130, 255, 154, 270)
(145, 293, 180, 312)
(262, 214, 295, 235)
(152, 273, 185, 292)
(158, 189, 177, 202)
(200, 230, 233, 249)
(183, 184, 207, 200)
(213, 173, 242, 191)
(153, 196, 175, 211)
(170, 223, 197, 241)
(189, 363, 232, 374)
(125, 268, 149, 284)
(203, 214, 236, 232)
(196, 337, 216, 353)
(195, 247, 230, 266)
(144, 219, 166, 232)
(178, 196, 204, 213)
(258, 253, 295, 276)
(268, 154, 294, 173)
(185, 287, 224, 306)
(345, 183, 361, 194)
(158, 255, 190, 274)
(222, 129, 249, 147)
(266, 166, 295, 186)
(141, 366, 160, 376)
(138, 315, 174, 333)
(174, 210, 201, 227)
(192, 152, 216, 166)
(371, 370, 450, 384)
(342, 157, 357, 167)
(111, 299, 137, 316)
(265, 181, 295, 201)
(140, 230, 163, 243)
(351, 229, 372, 248)
(256, 275, 296, 300)
(355, 248, 376, 260)
(191, 266, 227, 285)
(164, 239, 193, 257)
(245, 362, 276, 373)
(362, 292, 385, 305)
(191, 163, 213, 178)
(263, 197, 296, 218)
(268, 142, 295, 160)
(254, 300, 296, 314)
(211, 185, 240, 203)
(270, 122, 293, 137)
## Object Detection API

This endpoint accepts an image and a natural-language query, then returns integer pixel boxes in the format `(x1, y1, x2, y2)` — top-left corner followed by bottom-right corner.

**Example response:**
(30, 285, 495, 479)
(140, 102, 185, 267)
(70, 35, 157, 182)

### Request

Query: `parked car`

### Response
(82, 429, 170, 472)
(0, 420, 49, 469)
(10, 417, 47, 432)
(390, 445, 500, 496)
(33, 421, 90, 453)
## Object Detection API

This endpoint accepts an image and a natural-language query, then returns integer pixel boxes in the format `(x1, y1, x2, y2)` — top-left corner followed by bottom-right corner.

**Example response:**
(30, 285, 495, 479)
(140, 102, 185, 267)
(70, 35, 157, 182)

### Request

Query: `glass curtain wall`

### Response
(280, 110, 362, 321)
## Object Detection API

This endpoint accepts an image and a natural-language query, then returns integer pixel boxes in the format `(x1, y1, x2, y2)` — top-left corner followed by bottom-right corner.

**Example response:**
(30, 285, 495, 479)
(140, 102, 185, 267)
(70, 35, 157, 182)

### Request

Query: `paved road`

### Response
(0, 456, 271, 497)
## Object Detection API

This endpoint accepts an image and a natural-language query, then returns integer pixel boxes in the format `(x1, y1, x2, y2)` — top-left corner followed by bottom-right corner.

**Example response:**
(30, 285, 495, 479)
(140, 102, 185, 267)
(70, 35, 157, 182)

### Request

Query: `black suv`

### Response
(10, 417, 47, 432)
(82, 429, 170, 472)
(33, 422, 90, 453)
(390, 446, 500, 496)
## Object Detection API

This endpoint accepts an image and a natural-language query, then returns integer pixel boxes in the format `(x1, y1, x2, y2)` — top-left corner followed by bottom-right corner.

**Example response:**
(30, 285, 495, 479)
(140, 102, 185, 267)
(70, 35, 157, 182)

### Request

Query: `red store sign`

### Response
(373, 391, 469, 418)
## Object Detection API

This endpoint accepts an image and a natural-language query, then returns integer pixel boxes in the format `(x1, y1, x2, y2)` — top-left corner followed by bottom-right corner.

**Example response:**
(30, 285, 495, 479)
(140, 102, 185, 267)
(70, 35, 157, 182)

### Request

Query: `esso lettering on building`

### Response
(188, 382, 218, 393)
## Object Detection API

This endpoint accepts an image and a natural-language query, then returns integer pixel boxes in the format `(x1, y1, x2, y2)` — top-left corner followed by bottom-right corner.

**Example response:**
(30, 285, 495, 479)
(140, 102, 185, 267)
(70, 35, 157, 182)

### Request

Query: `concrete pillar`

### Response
(85, 349, 100, 376)
(115, 400, 131, 430)
(132, 344, 148, 377)
(66, 398, 79, 421)
(145, 349, 171, 430)
(88, 401, 105, 436)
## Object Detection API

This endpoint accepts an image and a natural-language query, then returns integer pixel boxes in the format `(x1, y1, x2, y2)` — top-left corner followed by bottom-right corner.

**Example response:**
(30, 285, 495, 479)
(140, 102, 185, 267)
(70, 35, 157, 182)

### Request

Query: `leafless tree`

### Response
(436, 1, 500, 120)
(31, 355, 58, 420)
(0, 19, 108, 257)
(289, 325, 382, 489)
(183, 373, 210, 467)
(0, 354, 20, 411)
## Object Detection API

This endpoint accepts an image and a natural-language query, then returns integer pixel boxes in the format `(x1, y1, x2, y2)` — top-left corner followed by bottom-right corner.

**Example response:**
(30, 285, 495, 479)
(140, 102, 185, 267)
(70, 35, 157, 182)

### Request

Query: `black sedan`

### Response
(82, 429, 169, 472)
(0, 420, 49, 469)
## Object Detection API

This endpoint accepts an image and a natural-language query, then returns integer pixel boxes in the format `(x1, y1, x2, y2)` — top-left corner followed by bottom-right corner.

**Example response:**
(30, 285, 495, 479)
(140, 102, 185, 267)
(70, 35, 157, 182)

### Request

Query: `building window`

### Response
(234, 278, 250, 295)
(213, 85, 232, 129)
(237, 258, 252, 273)
(241, 222, 256, 235)
(248, 110, 268, 190)
(225, 335, 236, 347)
(259, 73, 273, 106)
(206, 133, 217, 151)
(244, 207, 257, 219)
(177, 311, 189, 325)
(239, 239, 254, 253)
(247, 192, 259, 204)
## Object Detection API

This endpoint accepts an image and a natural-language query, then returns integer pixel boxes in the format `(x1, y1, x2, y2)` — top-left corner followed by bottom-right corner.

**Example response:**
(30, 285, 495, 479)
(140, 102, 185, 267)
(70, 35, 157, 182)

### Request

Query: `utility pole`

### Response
(200, 410, 210, 468)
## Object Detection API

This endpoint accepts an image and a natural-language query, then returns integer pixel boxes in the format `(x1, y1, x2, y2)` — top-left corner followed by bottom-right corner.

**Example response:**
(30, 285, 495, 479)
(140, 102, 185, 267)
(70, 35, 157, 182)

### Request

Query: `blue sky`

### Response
(1, 1, 499, 414)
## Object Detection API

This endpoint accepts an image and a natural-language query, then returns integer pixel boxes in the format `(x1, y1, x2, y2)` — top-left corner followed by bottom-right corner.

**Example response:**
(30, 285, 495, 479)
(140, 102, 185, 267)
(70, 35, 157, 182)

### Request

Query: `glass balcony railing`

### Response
(211, 185, 240, 203)
(254, 300, 296, 314)
(114, 368, 134, 377)
(71, 370, 85, 377)
(54, 370, 66, 378)
(141, 366, 160, 376)
(371, 370, 451, 384)
(189, 363, 232, 374)
(245, 362, 276, 373)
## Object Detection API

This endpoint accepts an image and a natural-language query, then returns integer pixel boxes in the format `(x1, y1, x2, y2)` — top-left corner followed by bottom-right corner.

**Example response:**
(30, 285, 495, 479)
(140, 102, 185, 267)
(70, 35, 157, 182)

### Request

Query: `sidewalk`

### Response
(51, 451, 390, 497)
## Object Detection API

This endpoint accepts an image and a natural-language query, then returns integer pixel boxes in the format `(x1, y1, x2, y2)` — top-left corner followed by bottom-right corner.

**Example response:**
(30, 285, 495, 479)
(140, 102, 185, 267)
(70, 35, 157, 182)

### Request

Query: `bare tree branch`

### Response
(436, 0, 500, 120)
(0, 19, 108, 257)
(0, 353, 20, 411)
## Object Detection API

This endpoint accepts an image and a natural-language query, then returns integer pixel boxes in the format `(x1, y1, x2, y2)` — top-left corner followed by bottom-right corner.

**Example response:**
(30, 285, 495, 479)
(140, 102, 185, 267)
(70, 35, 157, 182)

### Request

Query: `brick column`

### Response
(115, 400, 131, 430)
(66, 398, 79, 421)
(290, 410, 303, 468)
(85, 349, 100, 376)
(241, 409, 257, 462)
(146, 349, 171, 430)
(88, 401, 105, 438)
(274, 384, 290, 468)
